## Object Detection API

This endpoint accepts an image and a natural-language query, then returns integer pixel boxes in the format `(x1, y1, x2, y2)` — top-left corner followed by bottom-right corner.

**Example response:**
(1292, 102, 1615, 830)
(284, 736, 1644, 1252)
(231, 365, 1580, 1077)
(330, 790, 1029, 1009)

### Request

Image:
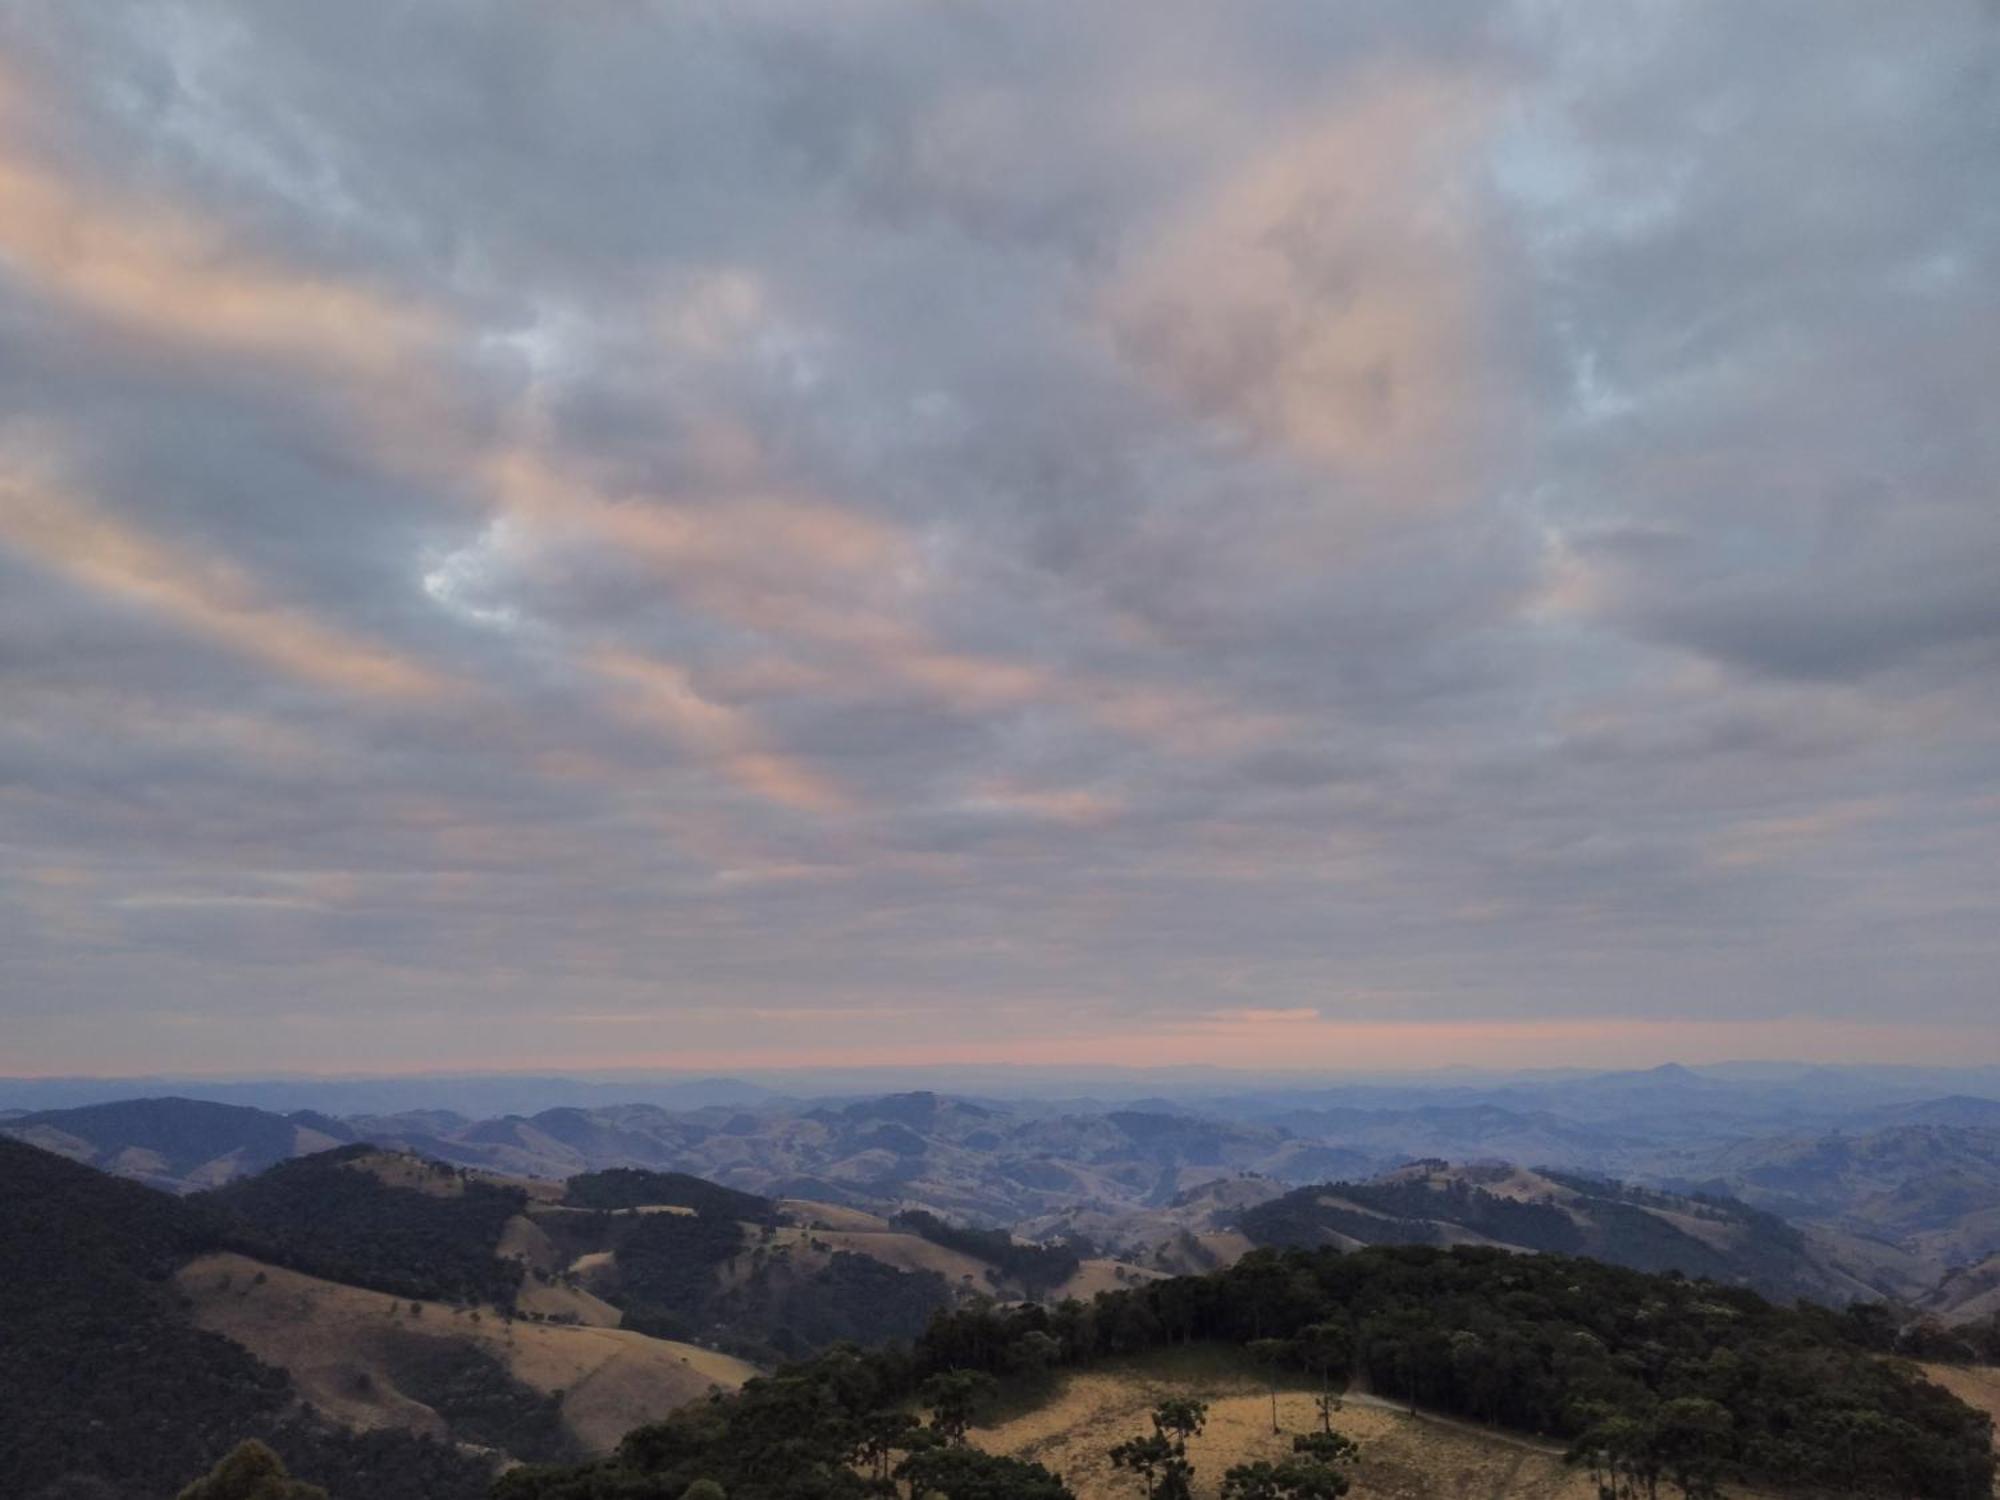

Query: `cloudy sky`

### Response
(2, 2, 1996, 1077)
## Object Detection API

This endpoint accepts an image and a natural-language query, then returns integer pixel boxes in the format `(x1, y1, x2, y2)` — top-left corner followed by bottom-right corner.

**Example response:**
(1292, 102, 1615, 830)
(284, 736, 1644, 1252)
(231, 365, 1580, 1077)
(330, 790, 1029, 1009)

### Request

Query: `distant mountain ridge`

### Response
(12, 1125, 1992, 1500)
(3, 1095, 352, 1191)
(1235, 1160, 1870, 1304)
(13, 1085, 2000, 1306)
(1672, 1122, 2000, 1268)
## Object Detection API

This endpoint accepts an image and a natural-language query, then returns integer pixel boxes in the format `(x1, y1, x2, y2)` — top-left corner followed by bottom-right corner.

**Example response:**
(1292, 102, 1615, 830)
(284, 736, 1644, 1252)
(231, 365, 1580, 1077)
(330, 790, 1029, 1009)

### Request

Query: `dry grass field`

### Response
(973, 1347, 1597, 1500)
(513, 1272, 626, 1328)
(968, 1346, 1837, 1500)
(779, 1198, 898, 1232)
(342, 1148, 564, 1202)
(1050, 1258, 1168, 1301)
(1923, 1364, 2000, 1456)
(176, 1251, 754, 1454)
(721, 1222, 1004, 1295)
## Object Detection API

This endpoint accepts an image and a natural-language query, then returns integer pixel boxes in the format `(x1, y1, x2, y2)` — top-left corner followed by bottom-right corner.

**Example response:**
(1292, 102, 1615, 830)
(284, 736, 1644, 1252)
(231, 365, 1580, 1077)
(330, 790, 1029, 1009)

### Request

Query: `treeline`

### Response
(0, 1139, 493, 1500)
(892, 1209, 1082, 1296)
(1241, 1177, 1588, 1254)
(376, 1332, 579, 1465)
(539, 1187, 949, 1362)
(497, 1241, 1994, 1500)
(1239, 1171, 1819, 1303)
(1843, 1300, 2000, 1366)
(590, 1208, 753, 1337)
(732, 1249, 951, 1361)
(203, 1145, 527, 1307)
(564, 1168, 780, 1223)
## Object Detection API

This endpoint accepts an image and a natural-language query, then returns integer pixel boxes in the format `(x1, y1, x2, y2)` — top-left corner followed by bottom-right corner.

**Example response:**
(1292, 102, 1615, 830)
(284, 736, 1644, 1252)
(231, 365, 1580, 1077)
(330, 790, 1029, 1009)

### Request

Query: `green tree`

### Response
(1293, 1321, 1352, 1428)
(1004, 1330, 1064, 1383)
(1109, 1433, 1180, 1500)
(1219, 1457, 1350, 1500)
(1655, 1398, 1731, 1500)
(1223, 1427, 1360, 1500)
(176, 1441, 328, 1500)
(895, 1446, 1072, 1500)
(1291, 1432, 1358, 1468)
(851, 1409, 922, 1487)
(1568, 1410, 1662, 1500)
(1150, 1398, 1207, 1453)
(922, 1371, 997, 1446)
(1111, 1399, 1206, 1500)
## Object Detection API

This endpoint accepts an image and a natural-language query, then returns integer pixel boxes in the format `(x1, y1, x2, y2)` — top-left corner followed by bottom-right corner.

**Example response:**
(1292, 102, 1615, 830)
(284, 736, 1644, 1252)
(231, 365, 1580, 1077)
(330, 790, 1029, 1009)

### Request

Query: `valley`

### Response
(15, 1063, 2000, 1312)
(7, 1068, 2000, 1499)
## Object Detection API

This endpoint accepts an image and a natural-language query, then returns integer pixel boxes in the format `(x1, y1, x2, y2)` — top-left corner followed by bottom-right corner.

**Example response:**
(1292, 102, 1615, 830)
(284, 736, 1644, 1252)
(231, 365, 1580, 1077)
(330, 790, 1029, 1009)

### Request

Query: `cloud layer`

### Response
(2, 2, 1997, 1073)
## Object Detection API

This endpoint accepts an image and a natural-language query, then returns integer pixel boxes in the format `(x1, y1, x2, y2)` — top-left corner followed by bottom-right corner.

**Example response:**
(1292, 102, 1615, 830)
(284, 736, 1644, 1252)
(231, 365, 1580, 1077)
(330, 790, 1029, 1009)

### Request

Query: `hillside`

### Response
(364, 1092, 1335, 1225)
(22, 1091, 2000, 1323)
(176, 1251, 755, 1456)
(0, 1137, 494, 1500)
(495, 1241, 1996, 1500)
(1236, 1162, 1872, 1305)
(1, 1095, 349, 1191)
(525, 1168, 986, 1360)
(0, 1093, 1360, 1226)
(203, 1145, 532, 1307)
(0, 1137, 778, 1492)
(1017, 1174, 1278, 1276)
(1678, 1125, 2000, 1271)
(1923, 1254, 2000, 1328)
(199, 1144, 984, 1360)
(973, 1346, 1600, 1500)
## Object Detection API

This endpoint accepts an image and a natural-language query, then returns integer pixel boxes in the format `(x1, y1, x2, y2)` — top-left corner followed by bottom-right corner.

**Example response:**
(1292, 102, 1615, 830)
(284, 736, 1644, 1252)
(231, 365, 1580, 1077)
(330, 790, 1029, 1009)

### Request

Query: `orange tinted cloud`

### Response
(964, 780, 1123, 826)
(479, 442, 1276, 761)
(0, 463, 448, 701)
(589, 646, 850, 813)
(1106, 67, 1497, 514)
(0, 71, 1288, 789)
(482, 445, 912, 587)
(0, 69, 442, 380)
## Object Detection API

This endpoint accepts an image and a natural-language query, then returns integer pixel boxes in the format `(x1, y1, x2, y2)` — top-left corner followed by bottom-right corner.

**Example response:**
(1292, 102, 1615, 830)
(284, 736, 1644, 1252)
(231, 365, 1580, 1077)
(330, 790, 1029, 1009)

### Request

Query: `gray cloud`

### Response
(0, 0, 1996, 1073)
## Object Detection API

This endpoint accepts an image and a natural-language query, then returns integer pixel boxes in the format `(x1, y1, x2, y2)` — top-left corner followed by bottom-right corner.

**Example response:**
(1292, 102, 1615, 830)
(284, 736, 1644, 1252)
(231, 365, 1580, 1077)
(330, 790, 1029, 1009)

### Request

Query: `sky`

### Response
(1, 2, 1997, 1077)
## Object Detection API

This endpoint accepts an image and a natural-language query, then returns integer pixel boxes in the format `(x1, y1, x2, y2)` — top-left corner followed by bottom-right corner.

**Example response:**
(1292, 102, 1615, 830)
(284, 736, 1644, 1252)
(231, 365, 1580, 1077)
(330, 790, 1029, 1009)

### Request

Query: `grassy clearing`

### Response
(971, 1344, 1599, 1500)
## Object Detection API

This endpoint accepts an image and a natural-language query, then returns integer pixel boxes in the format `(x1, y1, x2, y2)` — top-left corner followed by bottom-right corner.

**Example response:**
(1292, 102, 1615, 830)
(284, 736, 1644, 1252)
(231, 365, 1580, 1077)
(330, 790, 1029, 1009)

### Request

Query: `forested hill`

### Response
(0, 1137, 493, 1500)
(2, 1095, 348, 1190)
(202, 1143, 530, 1306)
(1236, 1161, 1859, 1304)
(563, 1166, 781, 1221)
(498, 1241, 1995, 1500)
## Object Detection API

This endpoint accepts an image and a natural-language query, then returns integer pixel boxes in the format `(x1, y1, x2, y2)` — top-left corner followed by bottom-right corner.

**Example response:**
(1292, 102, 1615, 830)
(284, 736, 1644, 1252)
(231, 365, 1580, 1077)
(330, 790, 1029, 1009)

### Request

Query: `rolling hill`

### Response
(21, 1091, 2000, 1322)
(0, 1136, 494, 1500)
(199, 1144, 1005, 1362)
(495, 1239, 1998, 1500)
(1, 1095, 352, 1192)
(1236, 1161, 1877, 1304)
(175, 1251, 755, 1457)
(1925, 1253, 2000, 1326)
(0, 1136, 782, 1496)
(1673, 1124, 2000, 1275)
